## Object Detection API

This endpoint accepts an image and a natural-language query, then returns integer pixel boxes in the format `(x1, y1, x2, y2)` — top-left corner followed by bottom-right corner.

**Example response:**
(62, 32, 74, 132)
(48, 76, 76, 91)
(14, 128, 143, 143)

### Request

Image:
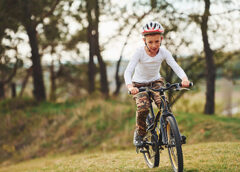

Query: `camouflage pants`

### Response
(133, 78, 165, 137)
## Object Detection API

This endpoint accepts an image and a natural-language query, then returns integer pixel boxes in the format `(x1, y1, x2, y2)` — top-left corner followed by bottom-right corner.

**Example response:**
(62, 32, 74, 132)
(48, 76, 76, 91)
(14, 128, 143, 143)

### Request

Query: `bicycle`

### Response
(131, 82, 193, 172)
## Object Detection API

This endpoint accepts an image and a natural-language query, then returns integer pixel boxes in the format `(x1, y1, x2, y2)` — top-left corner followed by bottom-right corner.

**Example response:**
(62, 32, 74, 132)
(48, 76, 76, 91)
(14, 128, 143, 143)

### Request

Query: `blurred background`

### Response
(0, 0, 240, 169)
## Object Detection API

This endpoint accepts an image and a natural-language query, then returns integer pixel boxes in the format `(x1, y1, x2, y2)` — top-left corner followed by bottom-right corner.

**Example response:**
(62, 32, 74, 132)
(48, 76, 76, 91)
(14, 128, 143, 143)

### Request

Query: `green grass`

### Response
(0, 97, 240, 168)
(0, 97, 79, 116)
(176, 112, 240, 143)
(0, 142, 239, 172)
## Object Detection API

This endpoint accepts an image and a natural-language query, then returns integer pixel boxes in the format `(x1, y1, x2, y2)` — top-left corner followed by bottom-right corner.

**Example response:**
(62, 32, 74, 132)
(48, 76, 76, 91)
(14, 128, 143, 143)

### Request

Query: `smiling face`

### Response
(143, 34, 162, 54)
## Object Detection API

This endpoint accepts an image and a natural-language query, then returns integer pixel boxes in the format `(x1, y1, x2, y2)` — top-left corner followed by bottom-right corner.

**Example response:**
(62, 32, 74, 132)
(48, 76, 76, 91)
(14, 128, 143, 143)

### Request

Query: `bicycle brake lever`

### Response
(174, 88, 181, 91)
(174, 83, 181, 91)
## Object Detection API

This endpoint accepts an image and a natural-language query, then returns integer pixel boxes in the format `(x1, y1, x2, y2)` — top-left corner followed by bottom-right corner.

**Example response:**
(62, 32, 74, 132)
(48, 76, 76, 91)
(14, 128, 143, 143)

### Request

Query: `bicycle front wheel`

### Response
(166, 116, 183, 172)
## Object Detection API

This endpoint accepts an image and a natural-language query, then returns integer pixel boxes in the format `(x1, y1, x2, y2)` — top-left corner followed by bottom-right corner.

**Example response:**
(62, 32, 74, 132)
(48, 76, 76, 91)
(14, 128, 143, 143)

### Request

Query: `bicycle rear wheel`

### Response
(166, 116, 183, 172)
(142, 131, 159, 168)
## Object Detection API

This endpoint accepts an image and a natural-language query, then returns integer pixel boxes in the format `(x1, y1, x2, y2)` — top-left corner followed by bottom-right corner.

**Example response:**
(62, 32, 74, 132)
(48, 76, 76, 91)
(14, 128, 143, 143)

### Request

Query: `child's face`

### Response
(144, 34, 162, 53)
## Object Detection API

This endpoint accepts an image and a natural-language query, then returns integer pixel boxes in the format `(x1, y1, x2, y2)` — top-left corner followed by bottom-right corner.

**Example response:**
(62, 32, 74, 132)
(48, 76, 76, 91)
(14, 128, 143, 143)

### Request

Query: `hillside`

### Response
(0, 142, 239, 172)
(0, 97, 240, 166)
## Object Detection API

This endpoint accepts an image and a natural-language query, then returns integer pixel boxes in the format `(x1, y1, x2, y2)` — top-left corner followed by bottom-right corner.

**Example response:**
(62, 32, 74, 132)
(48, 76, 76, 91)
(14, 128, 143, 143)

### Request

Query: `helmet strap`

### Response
(145, 42, 160, 55)
(145, 42, 151, 52)
(159, 36, 163, 48)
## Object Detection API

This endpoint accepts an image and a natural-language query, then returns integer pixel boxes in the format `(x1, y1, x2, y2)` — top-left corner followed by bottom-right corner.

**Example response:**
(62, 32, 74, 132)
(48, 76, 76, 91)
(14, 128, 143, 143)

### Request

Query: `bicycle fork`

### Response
(159, 113, 181, 146)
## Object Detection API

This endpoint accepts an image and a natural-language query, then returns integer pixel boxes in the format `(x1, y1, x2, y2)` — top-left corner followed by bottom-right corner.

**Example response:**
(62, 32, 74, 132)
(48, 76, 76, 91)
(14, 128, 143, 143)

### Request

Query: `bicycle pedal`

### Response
(181, 135, 186, 144)
(139, 149, 148, 154)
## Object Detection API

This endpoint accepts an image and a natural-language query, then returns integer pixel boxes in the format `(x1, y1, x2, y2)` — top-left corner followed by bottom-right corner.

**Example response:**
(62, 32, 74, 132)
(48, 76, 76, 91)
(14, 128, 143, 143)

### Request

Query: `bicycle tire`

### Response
(142, 130, 160, 168)
(166, 116, 183, 172)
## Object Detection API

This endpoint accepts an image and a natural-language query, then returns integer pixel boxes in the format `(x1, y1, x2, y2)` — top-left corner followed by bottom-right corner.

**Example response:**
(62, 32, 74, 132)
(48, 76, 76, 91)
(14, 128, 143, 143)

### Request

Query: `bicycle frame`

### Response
(145, 88, 181, 147)
(136, 82, 192, 171)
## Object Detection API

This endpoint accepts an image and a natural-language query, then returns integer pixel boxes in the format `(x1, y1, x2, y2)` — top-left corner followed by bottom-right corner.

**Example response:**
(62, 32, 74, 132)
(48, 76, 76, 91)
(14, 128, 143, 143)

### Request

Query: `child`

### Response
(124, 21, 190, 147)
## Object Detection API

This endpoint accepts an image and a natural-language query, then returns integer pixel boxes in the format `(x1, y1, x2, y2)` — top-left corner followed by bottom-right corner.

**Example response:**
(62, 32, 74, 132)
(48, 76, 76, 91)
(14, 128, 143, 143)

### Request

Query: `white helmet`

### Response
(142, 21, 164, 36)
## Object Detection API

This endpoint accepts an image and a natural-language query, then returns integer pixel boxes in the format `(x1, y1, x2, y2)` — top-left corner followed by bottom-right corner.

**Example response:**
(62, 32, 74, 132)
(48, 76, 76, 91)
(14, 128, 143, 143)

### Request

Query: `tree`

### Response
(86, 0, 109, 96)
(0, 0, 61, 101)
(19, 67, 33, 98)
(86, 0, 97, 94)
(201, 0, 215, 114)
(0, 59, 19, 99)
(67, 0, 109, 96)
(0, 44, 21, 99)
(167, 0, 240, 113)
(39, 3, 70, 101)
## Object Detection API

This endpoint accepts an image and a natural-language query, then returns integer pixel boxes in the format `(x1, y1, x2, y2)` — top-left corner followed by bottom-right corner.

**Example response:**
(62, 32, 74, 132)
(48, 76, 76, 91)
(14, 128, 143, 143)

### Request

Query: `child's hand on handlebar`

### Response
(181, 77, 190, 88)
(127, 84, 139, 95)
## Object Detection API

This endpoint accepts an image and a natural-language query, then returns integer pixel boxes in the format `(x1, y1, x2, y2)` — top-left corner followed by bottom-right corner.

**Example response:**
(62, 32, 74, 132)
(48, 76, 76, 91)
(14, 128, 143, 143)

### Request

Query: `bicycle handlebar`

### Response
(128, 82, 193, 94)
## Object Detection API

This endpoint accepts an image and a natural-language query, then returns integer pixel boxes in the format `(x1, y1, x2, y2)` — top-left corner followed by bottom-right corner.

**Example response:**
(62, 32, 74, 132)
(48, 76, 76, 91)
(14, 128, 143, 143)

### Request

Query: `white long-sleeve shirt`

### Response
(124, 46, 187, 85)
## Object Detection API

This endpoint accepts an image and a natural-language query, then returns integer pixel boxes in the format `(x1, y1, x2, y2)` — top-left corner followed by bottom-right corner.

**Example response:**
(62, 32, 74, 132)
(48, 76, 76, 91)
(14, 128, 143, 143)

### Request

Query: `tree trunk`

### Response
(0, 82, 5, 99)
(23, 0, 46, 101)
(87, 0, 108, 96)
(11, 82, 16, 98)
(94, 0, 109, 96)
(87, 0, 96, 94)
(201, 0, 215, 114)
(114, 56, 123, 95)
(19, 67, 32, 97)
(25, 25, 46, 101)
(49, 60, 56, 101)
(95, 45, 109, 96)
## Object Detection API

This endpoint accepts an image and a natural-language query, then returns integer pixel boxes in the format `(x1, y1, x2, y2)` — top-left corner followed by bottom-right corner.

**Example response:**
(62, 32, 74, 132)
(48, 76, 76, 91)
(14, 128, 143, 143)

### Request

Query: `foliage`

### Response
(55, 62, 89, 99)
(0, 0, 239, 102)
(217, 51, 240, 80)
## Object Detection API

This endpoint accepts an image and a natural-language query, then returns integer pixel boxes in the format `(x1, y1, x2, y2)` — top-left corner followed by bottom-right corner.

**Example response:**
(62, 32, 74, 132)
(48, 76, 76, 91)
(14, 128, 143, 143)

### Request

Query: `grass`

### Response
(0, 97, 79, 117)
(0, 97, 137, 163)
(175, 112, 240, 143)
(0, 96, 240, 168)
(0, 142, 239, 172)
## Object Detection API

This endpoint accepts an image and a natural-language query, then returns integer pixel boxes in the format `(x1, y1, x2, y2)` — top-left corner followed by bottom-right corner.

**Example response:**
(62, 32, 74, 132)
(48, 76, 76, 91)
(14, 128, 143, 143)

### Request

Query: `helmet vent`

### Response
(153, 23, 156, 29)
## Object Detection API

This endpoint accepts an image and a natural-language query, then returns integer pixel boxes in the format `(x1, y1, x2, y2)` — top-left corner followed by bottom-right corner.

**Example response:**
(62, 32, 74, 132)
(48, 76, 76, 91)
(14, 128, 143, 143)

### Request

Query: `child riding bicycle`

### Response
(124, 21, 190, 147)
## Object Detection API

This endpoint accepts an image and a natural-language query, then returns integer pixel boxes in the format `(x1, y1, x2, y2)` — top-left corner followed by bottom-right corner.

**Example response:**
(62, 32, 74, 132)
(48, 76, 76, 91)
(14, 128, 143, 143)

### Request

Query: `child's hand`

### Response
(127, 84, 139, 95)
(181, 77, 190, 87)
(129, 87, 139, 95)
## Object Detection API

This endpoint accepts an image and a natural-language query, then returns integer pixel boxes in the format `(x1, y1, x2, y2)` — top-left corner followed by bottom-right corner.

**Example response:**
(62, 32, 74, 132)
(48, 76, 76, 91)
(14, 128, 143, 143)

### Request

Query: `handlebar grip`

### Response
(179, 82, 193, 87)
(139, 88, 146, 92)
(128, 87, 146, 95)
